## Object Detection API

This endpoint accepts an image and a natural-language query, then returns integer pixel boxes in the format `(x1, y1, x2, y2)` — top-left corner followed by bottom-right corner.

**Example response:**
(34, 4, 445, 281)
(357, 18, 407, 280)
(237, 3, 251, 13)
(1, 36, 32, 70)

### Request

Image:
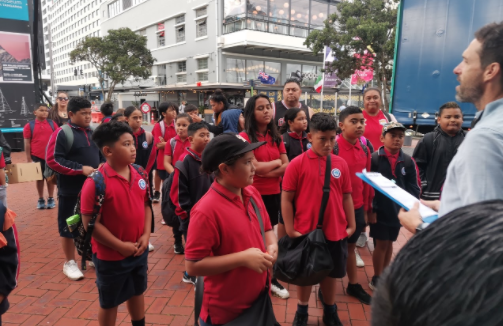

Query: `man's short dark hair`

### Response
(184, 104, 198, 113)
(92, 120, 133, 150)
(310, 113, 337, 133)
(475, 22, 503, 86)
(68, 97, 91, 113)
(188, 122, 208, 137)
(372, 200, 503, 326)
(100, 101, 114, 116)
(284, 78, 301, 89)
(339, 106, 363, 123)
(438, 101, 461, 116)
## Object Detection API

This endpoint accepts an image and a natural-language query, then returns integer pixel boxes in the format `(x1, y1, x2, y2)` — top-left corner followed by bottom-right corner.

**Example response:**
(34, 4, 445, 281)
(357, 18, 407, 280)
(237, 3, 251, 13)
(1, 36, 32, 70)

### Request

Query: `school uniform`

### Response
(46, 122, 103, 238)
(282, 131, 309, 162)
(23, 119, 58, 177)
(151, 120, 176, 180)
(362, 110, 391, 150)
(0, 203, 19, 320)
(370, 147, 421, 241)
(239, 131, 287, 226)
(185, 182, 272, 325)
(101, 116, 112, 123)
(165, 135, 191, 165)
(334, 135, 373, 243)
(0, 154, 7, 207)
(282, 149, 352, 278)
(170, 148, 214, 233)
(80, 163, 150, 309)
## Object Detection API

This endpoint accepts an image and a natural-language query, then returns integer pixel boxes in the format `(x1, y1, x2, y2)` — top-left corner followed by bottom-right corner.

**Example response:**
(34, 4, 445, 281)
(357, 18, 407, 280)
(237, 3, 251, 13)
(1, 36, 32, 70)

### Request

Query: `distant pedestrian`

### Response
(273, 78, 313, 130)
(100, 101, 114, 123)
(179, 100, 187, 113)
(49, 91, 70, 126)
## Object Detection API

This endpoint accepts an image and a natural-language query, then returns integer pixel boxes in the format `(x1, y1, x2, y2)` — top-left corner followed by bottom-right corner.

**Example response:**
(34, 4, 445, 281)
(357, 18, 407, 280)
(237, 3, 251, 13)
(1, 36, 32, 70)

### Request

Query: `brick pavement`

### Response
(3, 152, 415, 326)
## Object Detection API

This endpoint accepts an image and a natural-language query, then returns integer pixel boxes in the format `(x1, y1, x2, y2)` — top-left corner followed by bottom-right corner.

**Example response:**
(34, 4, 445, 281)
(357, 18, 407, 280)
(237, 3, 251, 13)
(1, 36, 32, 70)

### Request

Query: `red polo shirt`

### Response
(152, 120, 176, 170)
(384, 148, 399, 178)
(282, 149, 352, 241)
(23, 119, 58, 160)
(165, 135, 191, 164)
(239, 132, 287, 195)
(362, 110, 390, 149)
(0, 153, 5, 169)
(185, 181, 272, 325)
(80, 163, 150, 261)
(335, 135, 373, 211)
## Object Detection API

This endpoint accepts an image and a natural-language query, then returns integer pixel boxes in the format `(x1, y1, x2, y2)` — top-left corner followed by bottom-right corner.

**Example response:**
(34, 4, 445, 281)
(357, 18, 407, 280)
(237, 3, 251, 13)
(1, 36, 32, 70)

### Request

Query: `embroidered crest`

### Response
(401, 167, 406, 175)
(307, 143, 312, 149)
(331, 168, 341, 179)
(138, 179, 146, 190)
(142, 141, 148, 149)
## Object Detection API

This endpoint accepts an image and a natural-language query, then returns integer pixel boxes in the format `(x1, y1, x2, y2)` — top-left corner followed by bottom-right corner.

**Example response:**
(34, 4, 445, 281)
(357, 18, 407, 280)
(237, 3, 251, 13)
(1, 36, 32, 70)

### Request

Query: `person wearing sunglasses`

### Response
(49, 91, 70, 126)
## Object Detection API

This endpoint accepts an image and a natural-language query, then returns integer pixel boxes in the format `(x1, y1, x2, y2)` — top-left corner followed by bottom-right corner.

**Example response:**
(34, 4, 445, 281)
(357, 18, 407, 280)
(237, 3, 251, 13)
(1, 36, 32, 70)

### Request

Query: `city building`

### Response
(100, 0, 342, 110)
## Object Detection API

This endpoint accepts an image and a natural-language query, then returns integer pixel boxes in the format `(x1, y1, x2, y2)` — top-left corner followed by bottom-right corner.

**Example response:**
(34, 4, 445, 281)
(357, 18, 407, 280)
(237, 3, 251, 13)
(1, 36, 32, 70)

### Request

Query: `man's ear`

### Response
(102, 145, 112, 157)
(307, 132, 313, 143)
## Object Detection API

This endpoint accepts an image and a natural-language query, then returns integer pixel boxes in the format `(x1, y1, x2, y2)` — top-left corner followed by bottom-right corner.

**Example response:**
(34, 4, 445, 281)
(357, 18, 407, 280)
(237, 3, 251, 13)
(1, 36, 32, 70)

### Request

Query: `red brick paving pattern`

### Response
(3, 152, 414, 326)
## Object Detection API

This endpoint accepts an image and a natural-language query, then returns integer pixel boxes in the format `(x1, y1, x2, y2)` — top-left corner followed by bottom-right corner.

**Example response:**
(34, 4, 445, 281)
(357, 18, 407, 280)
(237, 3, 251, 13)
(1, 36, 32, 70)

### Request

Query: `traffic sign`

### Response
(140, 102, 151, 114)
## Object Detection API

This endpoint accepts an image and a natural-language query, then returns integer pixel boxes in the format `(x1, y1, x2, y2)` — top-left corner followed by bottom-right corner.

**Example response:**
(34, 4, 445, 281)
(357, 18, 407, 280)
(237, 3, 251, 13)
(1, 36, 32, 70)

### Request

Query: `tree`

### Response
(70, 27, 155, 101)
(304, 0, 399, 110)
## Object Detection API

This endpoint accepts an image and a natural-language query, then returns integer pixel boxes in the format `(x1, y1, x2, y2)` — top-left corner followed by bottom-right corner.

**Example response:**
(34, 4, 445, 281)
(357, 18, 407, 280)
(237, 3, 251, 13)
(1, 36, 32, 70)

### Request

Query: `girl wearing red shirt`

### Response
(240, 94, 290, 299)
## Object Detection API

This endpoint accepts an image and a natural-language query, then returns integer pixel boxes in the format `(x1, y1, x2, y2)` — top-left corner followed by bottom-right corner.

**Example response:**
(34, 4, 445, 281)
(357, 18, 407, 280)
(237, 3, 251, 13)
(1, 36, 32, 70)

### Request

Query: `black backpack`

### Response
(333, 138, 369, 156)
(70, 164, 149, 270)
(161, 161, 188, 227)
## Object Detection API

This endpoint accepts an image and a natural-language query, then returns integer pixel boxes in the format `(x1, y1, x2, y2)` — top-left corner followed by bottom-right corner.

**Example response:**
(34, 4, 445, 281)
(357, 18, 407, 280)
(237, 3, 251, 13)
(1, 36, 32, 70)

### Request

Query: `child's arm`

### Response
(259, 154, 289, 178)
(46, 129, 94, 176)
(134, 203, 152, 257)
(163, 154, 174, 174)
(24, 139, 32, 162)
(253, 158, 282, 175)
(406, 158, 422, 199)
(265, 230, 278, 263)
(281, 190, 302, 238)
(343, 193, 356, 237)
(170, 167, 191, 220)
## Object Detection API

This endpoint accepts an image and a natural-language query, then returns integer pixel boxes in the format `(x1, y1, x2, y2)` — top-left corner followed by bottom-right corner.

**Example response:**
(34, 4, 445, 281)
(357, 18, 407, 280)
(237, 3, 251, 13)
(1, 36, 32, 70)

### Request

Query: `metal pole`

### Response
(47, 23, 56, 103)
(349, 84, 352, 106)
(335, 91, 338, 117)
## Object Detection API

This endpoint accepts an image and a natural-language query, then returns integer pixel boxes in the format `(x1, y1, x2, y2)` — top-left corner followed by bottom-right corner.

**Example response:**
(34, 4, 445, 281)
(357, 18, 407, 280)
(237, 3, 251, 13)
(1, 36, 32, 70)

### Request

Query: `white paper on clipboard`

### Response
(356, 171, 438, 223)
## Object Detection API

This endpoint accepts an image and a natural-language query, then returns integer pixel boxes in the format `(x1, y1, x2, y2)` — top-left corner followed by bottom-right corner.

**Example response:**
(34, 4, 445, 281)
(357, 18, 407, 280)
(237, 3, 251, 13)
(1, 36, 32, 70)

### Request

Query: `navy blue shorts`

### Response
(57, 195, 77, 238)
(31, 156, 46, 179)
(326, 238, 348, 278)
(156, 169, 169, 181)
(93, 250, 148, 309)
(348, 206, 366, 244)
(370, 223, 401, 242)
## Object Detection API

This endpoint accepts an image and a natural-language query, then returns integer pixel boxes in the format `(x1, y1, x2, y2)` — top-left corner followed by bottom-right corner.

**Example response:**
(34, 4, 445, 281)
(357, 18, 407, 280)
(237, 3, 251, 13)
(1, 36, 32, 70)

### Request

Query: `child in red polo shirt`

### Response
(81, 122, 152, 326)
(23, 104, 58, 209)
(282, 113, 355, 326)
(164, 113, 192, 173)
(335, 107, 373, 305)
(185, 133, 278, 326)
(239, 94, 290, 299)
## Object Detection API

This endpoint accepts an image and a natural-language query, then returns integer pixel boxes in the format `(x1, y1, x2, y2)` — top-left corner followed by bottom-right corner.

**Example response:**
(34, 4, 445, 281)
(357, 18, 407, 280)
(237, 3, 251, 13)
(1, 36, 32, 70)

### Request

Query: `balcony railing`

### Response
(223, 15, 320, 38)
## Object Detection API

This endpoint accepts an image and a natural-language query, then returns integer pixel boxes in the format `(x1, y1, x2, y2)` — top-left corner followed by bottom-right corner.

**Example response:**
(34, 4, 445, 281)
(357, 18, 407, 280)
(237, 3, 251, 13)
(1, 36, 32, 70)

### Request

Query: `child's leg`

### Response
(127, 294, 145, 325)
(372, 239, 390, 277)
(154, 171, 161, 192)
(47, 179, 55, 198)
(98, 306, 118, 326)
(347, 242, 358, 284)
(384, 241, 394, 269)
(319, 277, 338, 305)
(277, 222, 286, 239)
(36, 180, 44, 198)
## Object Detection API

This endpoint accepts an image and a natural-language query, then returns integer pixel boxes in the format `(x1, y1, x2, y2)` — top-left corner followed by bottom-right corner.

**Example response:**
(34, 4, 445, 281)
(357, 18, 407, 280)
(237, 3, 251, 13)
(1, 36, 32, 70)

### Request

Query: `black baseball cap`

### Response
(202, 133, 266, 173)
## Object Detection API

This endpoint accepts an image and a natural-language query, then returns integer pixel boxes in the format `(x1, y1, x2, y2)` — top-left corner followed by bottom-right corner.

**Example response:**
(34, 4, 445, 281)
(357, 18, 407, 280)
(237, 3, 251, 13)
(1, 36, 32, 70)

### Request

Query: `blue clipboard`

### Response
(357, 172, 438, 224)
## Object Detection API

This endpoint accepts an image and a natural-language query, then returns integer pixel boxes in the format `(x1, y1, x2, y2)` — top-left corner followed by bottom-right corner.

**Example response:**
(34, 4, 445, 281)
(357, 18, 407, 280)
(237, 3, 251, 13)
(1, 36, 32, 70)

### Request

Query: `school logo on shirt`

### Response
(307, 143, 312, 149)
(142, 141, 148, 149)
(379, 119, 387, 126)
(331, 168, 341, 179)
(401, 167, 406, 175)
(138, 179, 146, 190)
(278, 118, 285, 126)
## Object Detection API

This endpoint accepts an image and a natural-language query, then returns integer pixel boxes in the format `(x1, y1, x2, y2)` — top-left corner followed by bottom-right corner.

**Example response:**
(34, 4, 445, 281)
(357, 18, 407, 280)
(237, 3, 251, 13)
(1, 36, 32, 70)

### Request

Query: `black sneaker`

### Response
(323, 310, 343, 326)
(347, 283, 371, 305)
(182, 271, 196, 285)
(292, 311, 308, 326)
(369, 275, 379, 291)
(174, 242, 184, 254)
(152, 191, 161, 203)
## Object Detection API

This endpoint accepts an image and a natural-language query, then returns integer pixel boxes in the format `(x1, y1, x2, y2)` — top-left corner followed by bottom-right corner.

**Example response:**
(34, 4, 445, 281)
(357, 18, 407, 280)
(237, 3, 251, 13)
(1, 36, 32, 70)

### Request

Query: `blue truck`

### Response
(390, 0, 503, 128)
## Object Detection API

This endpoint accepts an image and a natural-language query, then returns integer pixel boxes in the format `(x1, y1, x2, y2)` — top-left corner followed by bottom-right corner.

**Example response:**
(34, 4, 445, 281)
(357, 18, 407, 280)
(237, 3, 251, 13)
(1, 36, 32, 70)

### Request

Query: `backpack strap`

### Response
(283, 133, 291, 154)
(383, 110, 392, 122)
(29, 120, 35, 138)
(61, 124, 74, 151)
(174, 160, 188, 179)
(317, 155, 331, 228)
(145, 131, 153, 146)
(371, 152, 379, 172)
(131, 164, 151, 198)
(333, 140, 339, 155)
(359, 138, 369, 157)
(47, 119, 56, 131)
(80, 170, 106, 270)
(160, 121, 165, 138)
(170, 138, 176, 157)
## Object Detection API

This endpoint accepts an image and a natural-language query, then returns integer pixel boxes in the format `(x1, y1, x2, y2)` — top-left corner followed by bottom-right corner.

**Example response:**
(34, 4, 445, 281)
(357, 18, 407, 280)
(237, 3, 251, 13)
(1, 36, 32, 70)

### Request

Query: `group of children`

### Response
(0, 90, 467, 326)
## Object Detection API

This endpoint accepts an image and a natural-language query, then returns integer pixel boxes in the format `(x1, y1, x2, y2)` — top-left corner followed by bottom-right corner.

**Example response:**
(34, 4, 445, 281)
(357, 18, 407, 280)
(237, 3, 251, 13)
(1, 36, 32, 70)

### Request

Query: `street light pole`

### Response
(46, 22, 56, 103)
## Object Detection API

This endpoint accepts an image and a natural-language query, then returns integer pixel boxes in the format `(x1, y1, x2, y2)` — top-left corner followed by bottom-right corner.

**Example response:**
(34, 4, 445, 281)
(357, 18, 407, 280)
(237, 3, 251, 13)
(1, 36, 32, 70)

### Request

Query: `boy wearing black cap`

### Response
(185, 133, 278, 326)
(369, 122, 421, 291)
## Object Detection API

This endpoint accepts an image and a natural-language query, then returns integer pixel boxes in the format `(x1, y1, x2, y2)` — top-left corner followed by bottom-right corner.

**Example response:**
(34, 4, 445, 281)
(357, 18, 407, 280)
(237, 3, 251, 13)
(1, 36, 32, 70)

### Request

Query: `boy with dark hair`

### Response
(46, 97, 104, 281)
(100, 101, 114, 123)
(24, 104, 57, 209)
(282, 113, 355, 326)
(82, 121, 151, 326)
(170, 122, 213, 284)
(334, 106, 373, 305)
(369, 122, 421, 290)
(413, 101, 465, 200)
(184, 104, 199, 122)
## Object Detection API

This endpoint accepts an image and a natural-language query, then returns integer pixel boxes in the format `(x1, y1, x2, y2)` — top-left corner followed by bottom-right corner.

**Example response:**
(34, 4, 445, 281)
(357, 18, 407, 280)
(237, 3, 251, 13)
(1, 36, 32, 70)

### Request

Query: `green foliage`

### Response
(305, 0, 399, 103)
(70, 28, 155, 101)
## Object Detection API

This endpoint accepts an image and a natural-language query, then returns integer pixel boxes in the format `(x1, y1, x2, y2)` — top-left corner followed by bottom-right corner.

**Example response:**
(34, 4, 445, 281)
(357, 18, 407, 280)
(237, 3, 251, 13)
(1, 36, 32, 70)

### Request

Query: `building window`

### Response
(175, 15, 185, 24)
(138, 29, 146, 36)
(177, 74, 187, 83)
(197, 72, 208, 82)
(177, 61, 186, 73)
(176, 26, 185, 43)
(122, 0, 132, 10)
(196, 18, 207, 38)
(225, 58, 245, 83)
(108, 1, 120, 18)
(195, 7, 207, 17)
(157, 35, 165, 47)
(197, 58, 208, 70)
(246, 60, 263, 81)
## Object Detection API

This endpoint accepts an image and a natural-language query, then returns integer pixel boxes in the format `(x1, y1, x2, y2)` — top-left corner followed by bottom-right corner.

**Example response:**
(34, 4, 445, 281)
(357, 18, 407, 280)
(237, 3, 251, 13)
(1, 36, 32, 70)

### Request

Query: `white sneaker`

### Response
(161, 220, 166, 225)
(148, 242, 155, 252)
(88, 261, 95, 268)
(355, 249, 365, 267)
(63, 260, 84, 281)
(271, 278, 290, 299)
(356, 233, 368, 248)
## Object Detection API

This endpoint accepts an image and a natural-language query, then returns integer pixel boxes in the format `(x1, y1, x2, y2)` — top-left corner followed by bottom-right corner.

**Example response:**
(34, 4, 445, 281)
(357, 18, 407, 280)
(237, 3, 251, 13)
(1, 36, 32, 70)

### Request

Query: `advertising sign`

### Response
(0, 32, 33, 83)
(0, 0, 29, 21)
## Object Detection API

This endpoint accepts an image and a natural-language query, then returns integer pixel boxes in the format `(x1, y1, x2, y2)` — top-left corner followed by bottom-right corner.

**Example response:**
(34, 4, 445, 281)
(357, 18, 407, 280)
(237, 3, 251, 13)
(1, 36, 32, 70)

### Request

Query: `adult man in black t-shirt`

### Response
(273, 78, 314, 130)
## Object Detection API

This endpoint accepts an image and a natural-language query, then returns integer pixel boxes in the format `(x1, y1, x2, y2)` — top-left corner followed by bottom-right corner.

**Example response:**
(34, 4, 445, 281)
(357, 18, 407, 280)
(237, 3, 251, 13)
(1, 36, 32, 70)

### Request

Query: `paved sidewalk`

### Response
(3, 152, 414, 326)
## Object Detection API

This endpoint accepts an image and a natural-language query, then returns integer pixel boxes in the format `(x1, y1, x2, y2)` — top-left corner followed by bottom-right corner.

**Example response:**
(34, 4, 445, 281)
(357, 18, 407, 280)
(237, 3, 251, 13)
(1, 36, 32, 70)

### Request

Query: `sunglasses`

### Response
(57, 97, 69, 101)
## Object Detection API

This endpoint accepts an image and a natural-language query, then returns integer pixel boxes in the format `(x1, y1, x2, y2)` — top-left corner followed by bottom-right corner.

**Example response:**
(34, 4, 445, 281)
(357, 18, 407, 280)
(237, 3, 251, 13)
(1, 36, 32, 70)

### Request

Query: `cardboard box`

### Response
(6, 162, 43, 184)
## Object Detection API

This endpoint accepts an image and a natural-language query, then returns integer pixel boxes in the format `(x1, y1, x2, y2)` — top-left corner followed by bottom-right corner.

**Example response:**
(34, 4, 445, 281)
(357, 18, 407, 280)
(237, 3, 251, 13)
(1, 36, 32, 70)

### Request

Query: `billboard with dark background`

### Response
(0, 0, 39, 129)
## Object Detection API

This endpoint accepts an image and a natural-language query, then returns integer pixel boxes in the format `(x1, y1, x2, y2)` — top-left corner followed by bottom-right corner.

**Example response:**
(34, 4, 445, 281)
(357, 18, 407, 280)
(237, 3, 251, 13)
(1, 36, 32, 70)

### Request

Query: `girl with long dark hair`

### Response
(49, 91, 70, 126)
